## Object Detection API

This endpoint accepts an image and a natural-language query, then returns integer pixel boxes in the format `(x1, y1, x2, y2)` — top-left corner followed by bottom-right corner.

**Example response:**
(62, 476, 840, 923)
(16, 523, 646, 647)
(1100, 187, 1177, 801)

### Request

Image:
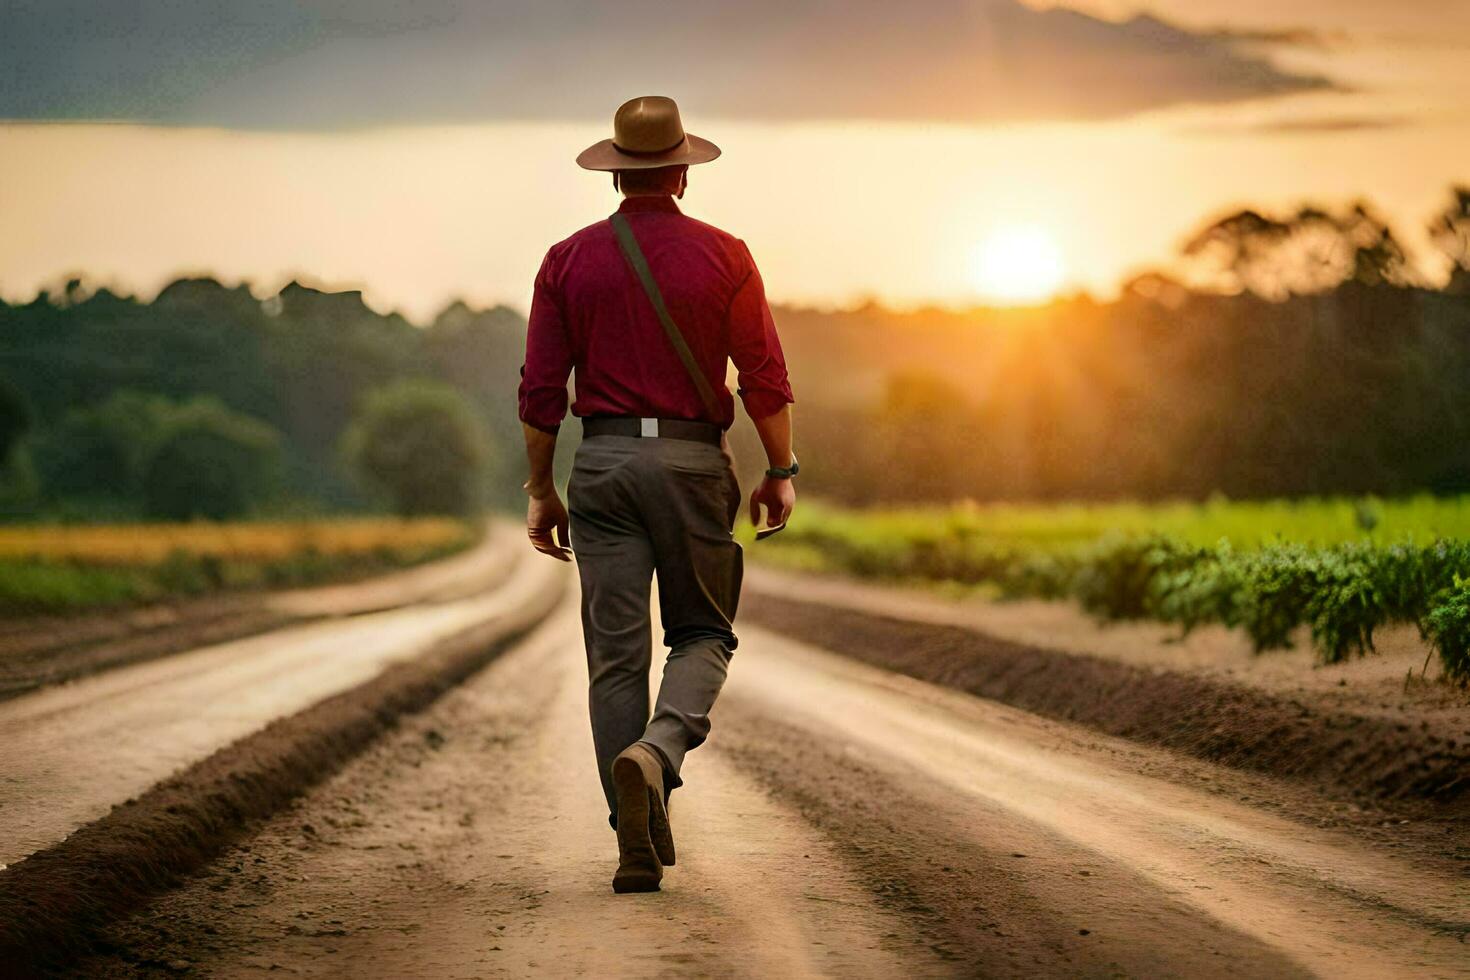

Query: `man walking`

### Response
(517, 96, 797, 893)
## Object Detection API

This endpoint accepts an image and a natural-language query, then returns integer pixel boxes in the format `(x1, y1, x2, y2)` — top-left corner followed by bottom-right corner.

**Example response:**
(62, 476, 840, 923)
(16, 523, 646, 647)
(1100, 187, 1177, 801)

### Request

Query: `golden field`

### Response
(0, 518, 478, 613)
(0, 518, 472, 566)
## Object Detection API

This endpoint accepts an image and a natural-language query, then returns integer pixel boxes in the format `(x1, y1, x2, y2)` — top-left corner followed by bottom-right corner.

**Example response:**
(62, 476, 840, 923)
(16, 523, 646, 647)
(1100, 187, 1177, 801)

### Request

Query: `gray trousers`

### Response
(568, 433, 743, 824)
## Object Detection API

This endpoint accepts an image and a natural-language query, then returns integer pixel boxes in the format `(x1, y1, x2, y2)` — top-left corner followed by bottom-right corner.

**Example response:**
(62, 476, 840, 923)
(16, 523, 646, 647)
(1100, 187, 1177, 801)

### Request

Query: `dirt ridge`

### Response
(742, 593, 1469, 809)
(0, 605, 301, 702)
(0, 569, 566, 978)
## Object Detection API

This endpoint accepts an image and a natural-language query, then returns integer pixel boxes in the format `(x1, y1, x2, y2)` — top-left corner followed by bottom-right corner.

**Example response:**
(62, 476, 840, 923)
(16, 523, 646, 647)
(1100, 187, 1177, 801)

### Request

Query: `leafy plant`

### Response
(754, 498, 1470, 680)
(1304, 548, 1383, 662)
(1424, 579, 1470, 683)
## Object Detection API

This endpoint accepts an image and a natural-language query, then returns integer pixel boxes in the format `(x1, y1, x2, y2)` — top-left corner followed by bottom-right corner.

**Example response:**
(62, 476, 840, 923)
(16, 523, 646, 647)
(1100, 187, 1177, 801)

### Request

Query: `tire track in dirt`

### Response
(741, 590, 1470, 807)
(67, 598, 933, 979)
(717, 626, 1469, 979)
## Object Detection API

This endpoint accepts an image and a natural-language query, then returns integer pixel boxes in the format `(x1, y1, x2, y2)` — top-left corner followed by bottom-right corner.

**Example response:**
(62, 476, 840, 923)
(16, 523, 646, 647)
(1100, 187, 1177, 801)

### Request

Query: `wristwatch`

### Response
(765, 454, 800, 480)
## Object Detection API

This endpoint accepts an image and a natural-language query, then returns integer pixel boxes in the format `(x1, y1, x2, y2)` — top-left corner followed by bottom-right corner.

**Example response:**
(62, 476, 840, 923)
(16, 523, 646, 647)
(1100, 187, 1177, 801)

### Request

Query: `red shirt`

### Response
(518, 196, 794, 433)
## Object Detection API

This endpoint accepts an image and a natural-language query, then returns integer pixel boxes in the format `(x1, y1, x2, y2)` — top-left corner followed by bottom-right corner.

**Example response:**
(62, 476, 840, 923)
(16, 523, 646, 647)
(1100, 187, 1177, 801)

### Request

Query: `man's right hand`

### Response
(526, 487, 572, 561)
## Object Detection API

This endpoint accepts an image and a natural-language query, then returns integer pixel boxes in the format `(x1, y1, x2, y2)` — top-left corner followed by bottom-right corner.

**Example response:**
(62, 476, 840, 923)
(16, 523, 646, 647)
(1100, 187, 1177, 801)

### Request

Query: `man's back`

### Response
(519, 196, 791, 433)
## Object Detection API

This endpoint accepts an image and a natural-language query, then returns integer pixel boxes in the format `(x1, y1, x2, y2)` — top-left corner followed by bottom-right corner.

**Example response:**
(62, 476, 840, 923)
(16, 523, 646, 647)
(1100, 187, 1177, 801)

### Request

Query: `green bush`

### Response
(1424, 580, 1470, 683)
(761, 501, 1470, 681)
(1303, 548, 1383, 662)
(1071, 535, 1196, 622)
(1151, 544, 1245, 635)
(342, 381, 487, 516)
(142, 401, 283, 520)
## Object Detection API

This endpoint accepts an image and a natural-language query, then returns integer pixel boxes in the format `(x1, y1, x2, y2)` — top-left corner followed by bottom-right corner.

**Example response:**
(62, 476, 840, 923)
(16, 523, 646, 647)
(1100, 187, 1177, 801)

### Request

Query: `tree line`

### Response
(0, 280, 525, 520)
(728, 186, 1470, 504)
(2, 186, 1468, 519)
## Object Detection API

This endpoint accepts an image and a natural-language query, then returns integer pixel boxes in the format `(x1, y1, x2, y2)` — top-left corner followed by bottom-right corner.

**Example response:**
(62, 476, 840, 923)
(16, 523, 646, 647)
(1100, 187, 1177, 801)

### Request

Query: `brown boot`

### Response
(611, 743, 675, 893)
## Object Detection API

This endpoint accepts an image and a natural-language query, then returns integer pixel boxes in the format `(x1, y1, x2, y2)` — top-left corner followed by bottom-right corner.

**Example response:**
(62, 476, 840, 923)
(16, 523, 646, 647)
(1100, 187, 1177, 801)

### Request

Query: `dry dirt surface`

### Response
(743, 565, 1470, 717)
(742, 565, 1470, 811)
(0, 543, 556, 871)
(71, 593, 1469, 979)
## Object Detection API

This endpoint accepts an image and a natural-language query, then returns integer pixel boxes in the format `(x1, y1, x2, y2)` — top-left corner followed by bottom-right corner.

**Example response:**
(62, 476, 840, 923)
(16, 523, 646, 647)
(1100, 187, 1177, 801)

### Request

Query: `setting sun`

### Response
(970, 224, 1067, 305)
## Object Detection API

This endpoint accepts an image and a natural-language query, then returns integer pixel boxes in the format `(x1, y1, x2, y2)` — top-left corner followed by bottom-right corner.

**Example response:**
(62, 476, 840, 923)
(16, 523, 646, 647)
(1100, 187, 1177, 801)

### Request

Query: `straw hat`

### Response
(576, 96, 721, 171)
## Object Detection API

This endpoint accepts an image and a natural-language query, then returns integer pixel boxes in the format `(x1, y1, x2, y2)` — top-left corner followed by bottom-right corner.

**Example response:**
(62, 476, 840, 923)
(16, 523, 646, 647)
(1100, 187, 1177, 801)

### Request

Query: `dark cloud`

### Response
(1204, 26, 1338, 47)
(0, 0, 1334, 129)
(1187, 115, 1407, 136)
(1075, 0, 1470, 41)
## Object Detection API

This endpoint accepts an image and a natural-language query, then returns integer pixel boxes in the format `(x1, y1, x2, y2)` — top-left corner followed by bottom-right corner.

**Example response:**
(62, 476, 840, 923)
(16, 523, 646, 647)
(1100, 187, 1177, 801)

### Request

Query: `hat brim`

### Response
(576, 133, 721, 171)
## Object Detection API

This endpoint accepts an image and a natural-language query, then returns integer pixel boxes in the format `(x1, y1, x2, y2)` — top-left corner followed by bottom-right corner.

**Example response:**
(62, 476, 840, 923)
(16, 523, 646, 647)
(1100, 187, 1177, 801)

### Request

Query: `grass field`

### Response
(0, 518, 477, 614)
(749, 498, 1470, 682)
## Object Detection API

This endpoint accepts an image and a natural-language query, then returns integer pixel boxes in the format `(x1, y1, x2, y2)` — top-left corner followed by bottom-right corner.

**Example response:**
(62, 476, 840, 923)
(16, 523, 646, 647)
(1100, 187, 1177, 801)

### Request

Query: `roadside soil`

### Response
(745, 565, 1469, 714)
(69, 601, 1468, 979)
(0, 526, 514, 701)
(742, 565, 1470, 811)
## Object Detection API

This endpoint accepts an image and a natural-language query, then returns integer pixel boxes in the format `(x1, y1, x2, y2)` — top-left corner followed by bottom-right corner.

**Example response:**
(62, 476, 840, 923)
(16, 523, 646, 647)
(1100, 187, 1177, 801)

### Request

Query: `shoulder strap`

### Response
(609, 213, 723, 420)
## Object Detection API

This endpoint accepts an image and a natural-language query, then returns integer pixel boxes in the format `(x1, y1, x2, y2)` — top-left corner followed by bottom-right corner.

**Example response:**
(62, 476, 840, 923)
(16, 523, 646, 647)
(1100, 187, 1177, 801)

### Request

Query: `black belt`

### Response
(582, 416, 723, 445)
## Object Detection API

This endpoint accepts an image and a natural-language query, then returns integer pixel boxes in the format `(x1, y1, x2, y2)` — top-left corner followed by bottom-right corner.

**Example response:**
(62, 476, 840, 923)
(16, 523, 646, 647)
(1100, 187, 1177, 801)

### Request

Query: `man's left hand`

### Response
(749, 476, 796, 530)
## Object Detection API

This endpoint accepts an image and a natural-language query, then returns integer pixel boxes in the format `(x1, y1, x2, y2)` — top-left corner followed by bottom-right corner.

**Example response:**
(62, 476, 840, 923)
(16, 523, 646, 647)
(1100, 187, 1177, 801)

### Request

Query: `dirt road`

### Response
(75, 592, 1468, 979)
(0, 546, 558, 869)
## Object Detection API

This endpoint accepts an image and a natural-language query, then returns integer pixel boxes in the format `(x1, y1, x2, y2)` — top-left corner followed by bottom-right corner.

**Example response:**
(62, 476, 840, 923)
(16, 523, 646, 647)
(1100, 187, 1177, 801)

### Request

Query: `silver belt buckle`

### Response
(639, 417, 659, 438)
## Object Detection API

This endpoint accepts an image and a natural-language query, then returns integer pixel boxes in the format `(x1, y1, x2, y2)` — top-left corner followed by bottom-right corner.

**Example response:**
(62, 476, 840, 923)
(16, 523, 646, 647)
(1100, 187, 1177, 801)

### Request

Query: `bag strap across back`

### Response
(609, 212, 723, 420)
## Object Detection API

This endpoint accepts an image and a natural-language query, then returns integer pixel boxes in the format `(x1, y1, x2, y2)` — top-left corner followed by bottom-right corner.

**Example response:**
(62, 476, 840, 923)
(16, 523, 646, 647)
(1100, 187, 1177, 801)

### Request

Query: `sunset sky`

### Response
(2, 0, 1467, 320)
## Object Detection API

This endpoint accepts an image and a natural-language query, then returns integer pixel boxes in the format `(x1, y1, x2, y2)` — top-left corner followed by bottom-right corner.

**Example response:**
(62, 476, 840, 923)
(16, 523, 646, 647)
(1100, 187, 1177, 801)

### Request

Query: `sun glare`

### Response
(970, 224, 1067, 305)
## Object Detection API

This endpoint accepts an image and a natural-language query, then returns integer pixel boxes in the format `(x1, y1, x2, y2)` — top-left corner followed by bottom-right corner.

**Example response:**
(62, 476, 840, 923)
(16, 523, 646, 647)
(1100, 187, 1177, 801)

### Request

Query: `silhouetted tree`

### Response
(1340, 203, 1411, 287)
(1430, 186, 1470, 293)
(1184, 202, 1411, 297)
(1183, 209, 1292, 297)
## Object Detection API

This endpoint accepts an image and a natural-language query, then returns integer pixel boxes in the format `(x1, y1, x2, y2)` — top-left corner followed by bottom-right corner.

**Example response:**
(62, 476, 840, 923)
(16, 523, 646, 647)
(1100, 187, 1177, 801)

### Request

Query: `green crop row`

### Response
(754, 501, 1470, 682)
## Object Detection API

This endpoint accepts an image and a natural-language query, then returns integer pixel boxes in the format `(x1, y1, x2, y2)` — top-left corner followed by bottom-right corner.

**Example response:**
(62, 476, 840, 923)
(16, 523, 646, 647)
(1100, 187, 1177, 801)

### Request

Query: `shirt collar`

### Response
(616, 195, 682, 216)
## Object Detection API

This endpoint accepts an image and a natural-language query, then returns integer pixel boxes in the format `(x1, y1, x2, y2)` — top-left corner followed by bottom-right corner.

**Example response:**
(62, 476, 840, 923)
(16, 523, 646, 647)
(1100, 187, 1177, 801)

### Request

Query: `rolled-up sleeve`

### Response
(728, 242, 794, 420)
(517, 251, 573, 433)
